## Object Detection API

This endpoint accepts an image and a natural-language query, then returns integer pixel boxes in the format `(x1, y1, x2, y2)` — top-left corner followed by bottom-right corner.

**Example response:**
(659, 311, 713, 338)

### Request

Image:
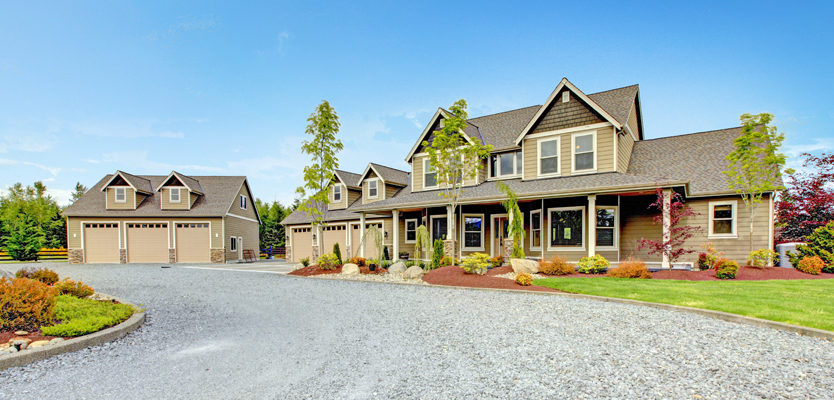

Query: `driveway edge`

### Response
(0, 294, 146, 371)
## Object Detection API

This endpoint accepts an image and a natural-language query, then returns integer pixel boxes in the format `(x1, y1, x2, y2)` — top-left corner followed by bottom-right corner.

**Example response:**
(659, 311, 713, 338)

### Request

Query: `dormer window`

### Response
(240, 195, 247, 210)
(115, 188, 126, 203)
(333, 185, 342, 202)
(170, 188, 181, 203)
(572, 131, 596, 173)
(490, 151, 523, 178)
(368, 180, 378, 199)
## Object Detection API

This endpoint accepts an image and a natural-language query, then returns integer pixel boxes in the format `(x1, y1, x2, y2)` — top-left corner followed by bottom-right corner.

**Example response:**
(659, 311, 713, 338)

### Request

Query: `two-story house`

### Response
(282, 78, 775, 268)
(63, 171, 261, 264)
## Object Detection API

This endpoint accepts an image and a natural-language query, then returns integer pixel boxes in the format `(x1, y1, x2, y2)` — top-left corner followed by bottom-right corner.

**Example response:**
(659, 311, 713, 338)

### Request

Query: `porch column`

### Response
(392, 210, 399, 261)
(588, 195, 596, 257)
(662, 188, 672, 269)
(444, 205, 455, 258)
(359, 212, 366, 258)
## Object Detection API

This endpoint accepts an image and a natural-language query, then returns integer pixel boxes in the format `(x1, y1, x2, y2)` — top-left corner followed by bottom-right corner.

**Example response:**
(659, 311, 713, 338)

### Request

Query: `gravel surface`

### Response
(1, 263, 833, 399)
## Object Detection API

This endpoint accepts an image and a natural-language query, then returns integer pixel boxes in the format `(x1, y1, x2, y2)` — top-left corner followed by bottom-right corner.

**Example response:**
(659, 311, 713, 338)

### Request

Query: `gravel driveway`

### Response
(1, 263, 832, 399)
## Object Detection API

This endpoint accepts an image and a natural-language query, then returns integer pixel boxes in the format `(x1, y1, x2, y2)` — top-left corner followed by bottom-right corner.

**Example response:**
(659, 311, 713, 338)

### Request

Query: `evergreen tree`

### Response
(2, 214, 43, 261)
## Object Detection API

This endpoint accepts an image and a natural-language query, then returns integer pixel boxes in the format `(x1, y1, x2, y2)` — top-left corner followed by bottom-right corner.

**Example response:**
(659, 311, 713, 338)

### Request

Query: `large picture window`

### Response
(462, 215, 484, 250)
(405, 219, 417, 243)
(572, 131, 596, 173)
(490, 151, 523, 178)
(530, 210, 541, 250)
(596, 207, 617, 248)
(424, 159, 437, 188)
(538, 138, 560, 176)
(549, 207, 584, 249)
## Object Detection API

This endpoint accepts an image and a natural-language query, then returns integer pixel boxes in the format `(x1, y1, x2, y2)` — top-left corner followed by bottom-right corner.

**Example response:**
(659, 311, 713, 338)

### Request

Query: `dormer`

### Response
(101, 171, 153, 210)
(328, 170, 362, 211)
(358, 163, 408, 205)
(156, 171, 204, 210)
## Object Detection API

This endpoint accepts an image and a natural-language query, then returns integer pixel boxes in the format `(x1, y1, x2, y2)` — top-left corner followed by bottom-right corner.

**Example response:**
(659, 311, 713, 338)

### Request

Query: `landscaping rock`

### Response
(388, 262, 407, 274)
(510, 258, 539, 274)
(29, 340, 50, 348)
(404, 265, 424, 279)
(7, 346, 17, 353)
(9, 338, 32, 350)
(49, 338, 65, 345)
(14, 330, 29, 336)
(341, 263, 360, 275)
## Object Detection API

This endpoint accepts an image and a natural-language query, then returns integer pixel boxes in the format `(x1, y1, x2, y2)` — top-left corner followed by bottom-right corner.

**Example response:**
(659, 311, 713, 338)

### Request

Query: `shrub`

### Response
(515, 273, 532, 286)
(318, 253, 339, 270)
(697, 253, 710, 271)
(461, 253, 490, 275)
(348, 257, 366, 267)
(333, 243, 342, 265)
(379, 260, 392, 269)
(417, 261, 427, 269)
(300, 257, 310, 267)
(430, 239, 444, 270)
(33, 269, 60, 285)
(714, 258, 739, 279)
(0, 277, 58, 331)
(488, 256, 504, 269)
(608, 257, 651, 279)
(749, 249, 778, 268)
(404, 260, 415, 268)
(54, 279, 95, 298)
(440, 256, 454, 267)
(539, 255, 574, 276)
(787, 221, 834, 268)
(366, 258, 378, 267)
(577, 255, 609, 274)
(15, 267, 36, 279)
(700, 242, 723, 269)
(796, 256, 824, 275)
(41, 295, 135, 337)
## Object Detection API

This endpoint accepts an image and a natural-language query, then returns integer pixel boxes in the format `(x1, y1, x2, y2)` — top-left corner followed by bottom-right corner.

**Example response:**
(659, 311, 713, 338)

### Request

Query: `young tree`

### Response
(638, 188, 703, 268)
(497, 182, 524, 259)
(776, 152, 834, 242)
(423, 99, 492, 249)
(70, 182, 88, 204)
(724, 113, 787, 253)
(2, 214, 44, 261)
(0, 181, 65, 251)
(256, 199, 288, 251)
(295, 100, 343, 260)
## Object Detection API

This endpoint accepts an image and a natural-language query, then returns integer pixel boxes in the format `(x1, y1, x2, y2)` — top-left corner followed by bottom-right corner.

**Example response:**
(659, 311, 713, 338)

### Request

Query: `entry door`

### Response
(494, 217, 509, 256)
(432, 217, 447, 243)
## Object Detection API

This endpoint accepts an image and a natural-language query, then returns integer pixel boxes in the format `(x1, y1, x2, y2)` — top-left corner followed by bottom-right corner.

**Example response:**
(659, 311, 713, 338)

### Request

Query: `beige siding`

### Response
(619, 195, 662, 262)
(224, 215, 260, 261)
(626, 101, 640, 140)
(226, 182, 259, 220)
(413, 155, 424, 192)
(523, 138, 537, 181)
(385, 184, 400, 200)
(161, 188, 190, 210)
(106, 187, 136, 210)
(362, 171, 383, 204)
(617, 128, 636, 172)
(522, 126, 615, 179)
(189, 192, 199, 208)
(329, 183, 348, 210)
(397, 218, 417, 260)
(596, 127, 615, 173)
(136, 193, 149, 207)
(346, 189, 361, 206)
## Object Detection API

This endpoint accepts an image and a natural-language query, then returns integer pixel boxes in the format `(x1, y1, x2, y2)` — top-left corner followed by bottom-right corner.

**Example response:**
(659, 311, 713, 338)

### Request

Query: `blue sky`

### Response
(1, 1, 832, 206)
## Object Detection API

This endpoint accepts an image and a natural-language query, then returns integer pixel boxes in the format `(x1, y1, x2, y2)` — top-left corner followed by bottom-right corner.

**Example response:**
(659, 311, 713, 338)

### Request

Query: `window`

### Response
(530, 210, 541, 250)
(490, 151, 523, 178)
(368, 179, 378, 198)
(405, 219, 417, 243)
(709, 200, 737, 238)
(170, 188, 181, 203)
(462, 215, 484, 250)
(596, 207, 617, 248)
(115, 187, 126, 203)
(549, 207, 584, 249)
(333, 185, 342, 202)
(572, 132, 596, 173)
(240, 195, 247, 210)
(230, 237, 237, 252)
(424, 159, 437, 188)
(538, 137, 560, 176)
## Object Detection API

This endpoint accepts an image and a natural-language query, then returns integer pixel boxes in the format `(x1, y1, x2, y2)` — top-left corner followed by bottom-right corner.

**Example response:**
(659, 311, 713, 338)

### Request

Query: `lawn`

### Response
(534, 278, 834, 332)
(41, 295, 136, 337)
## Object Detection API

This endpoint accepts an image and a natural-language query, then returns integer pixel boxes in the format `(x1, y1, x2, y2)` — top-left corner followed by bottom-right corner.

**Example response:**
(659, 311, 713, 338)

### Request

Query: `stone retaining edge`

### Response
(283, 273, 834, 341)
(0, 295, 146, 371)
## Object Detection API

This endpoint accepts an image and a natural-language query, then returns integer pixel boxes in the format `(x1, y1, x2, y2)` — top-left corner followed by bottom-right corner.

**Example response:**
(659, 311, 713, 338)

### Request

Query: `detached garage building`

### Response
(63, 170, 261, 264)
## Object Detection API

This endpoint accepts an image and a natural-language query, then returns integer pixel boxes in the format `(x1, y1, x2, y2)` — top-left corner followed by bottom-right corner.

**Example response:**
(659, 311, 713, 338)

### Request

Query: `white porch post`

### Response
(360, 212, 366, 258)
(662, 188, 672, 270)
(392, 209, 399, 261)
(588, 194, 596, 258)
(446, 205, 453, 240)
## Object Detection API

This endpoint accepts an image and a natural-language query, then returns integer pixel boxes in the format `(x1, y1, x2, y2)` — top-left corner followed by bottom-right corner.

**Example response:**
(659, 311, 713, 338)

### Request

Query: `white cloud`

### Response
(67, 119, 186, 139)
(101, 150, 223, 174)
(46, 187, 74, 207)
(42, 178, 55, 182)
(82, 159, 99, 164)
(0, 157, 18, 165)
(0, 131, 57, 152)
(22, 162, 61, 176)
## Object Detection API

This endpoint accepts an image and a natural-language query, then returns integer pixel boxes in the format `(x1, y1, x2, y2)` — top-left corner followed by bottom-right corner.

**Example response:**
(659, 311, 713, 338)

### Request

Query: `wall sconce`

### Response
(312, 233, 317, 241)
(384, 231, 388, 238)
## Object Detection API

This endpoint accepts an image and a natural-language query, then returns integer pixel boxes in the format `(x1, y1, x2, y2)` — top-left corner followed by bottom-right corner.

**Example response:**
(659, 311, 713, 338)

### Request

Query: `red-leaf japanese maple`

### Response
(776, 152, 834, 242)
(638, 188, 703, 266)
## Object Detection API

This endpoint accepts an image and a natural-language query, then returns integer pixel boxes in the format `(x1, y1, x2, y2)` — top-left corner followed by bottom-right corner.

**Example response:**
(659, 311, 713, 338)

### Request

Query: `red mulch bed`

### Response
(288, 265, 387, 277)
(423, 265, 559, 292)
(0, 330, 61, 345)
(650, 266, 834, 281)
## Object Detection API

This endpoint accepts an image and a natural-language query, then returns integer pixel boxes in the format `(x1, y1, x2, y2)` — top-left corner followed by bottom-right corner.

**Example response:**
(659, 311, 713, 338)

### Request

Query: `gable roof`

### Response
(100, 170, 153, 195)
(280, 196, 389, 225)
(65, 175, 250, 217)
(334, 170, 362, 189)
(360, 163, 409, 187)
(467, 106, 541, 151)
(404, 108, 478, 162)
(586, 85, 639, 128)
(155, 171, 204, 195)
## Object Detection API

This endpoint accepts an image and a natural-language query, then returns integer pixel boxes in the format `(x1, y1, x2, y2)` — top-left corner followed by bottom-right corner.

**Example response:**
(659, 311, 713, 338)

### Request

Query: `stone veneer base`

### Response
(68, 249, 83, 264)
(210, 249, 225, 263)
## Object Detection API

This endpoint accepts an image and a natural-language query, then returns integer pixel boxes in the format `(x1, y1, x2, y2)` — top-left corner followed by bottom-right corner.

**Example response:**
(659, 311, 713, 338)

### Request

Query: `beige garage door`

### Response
(322, 225, 348, 259)
(351, 223, 381, 259)
(176, 223, 210, 263)
(84, 223, 120, 263)
(291, 227, 312, 263)
(127, 223, 169, 263)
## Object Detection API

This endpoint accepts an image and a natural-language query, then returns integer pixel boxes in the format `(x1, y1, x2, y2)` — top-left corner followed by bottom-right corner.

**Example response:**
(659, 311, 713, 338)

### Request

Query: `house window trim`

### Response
(333, 184, 343, 202)
(230, 236, 237, 252)
(429, 214, 448, 242)
(595, 206, 619, 250)
(546, 206, 586, 252)
(571, 130, 598, 175)
(367, 178, 379, 199)
(708, 200, 738, 239)
(529, 209, 542, 251)
(461, 213, 485, 252)
(404, 218, 418, 244)
(114, 187, 127, 203)
(423, 158, 439, 190)
(169, 187, 181, 203)
(488, 151, 523, 180)
(537, 137, 561, 178)
(240, 195, 247, 210)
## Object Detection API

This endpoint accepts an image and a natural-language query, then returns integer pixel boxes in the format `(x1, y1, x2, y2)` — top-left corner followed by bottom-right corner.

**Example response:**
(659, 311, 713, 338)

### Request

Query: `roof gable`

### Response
(404, 108, 477, 162)
(155, 171, 204, 195)
(100, 171, 153, 195)
(358, 163, 409, 187)
(333, 170, 362, 189)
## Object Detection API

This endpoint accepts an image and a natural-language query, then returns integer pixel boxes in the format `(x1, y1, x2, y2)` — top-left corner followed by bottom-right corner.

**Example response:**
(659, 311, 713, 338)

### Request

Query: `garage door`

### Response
(127, 223, 169, 263)
(84, 223, 120, 263)
(351, 223, 381, 259)
(176, 223, 210, 263)
(291, 227, 312, 263)
(322, 225, 347, 259)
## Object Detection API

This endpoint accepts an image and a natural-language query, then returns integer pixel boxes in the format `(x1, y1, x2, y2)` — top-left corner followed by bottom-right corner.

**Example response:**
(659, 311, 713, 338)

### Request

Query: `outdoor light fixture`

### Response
(384, 230, 388, 238)
(312, 233, 317, 241)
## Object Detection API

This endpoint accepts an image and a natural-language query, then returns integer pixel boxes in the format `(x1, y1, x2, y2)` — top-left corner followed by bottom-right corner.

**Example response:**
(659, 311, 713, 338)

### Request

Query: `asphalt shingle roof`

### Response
(280, 197, 389, 225)
(116, 171, 154, 194)
(334, 170, 362, 188)
(171, 171, 204, 194)
(368, 163, 409, 186)
(467, 106, 541, 151)
(586, 85, 639, 127)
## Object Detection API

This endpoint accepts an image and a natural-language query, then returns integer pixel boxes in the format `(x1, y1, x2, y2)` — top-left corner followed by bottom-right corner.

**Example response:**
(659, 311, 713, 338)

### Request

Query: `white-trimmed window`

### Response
(423, 159, 438, 188)
(115, 187, 126, 203)
(709, 200, 738, 238)
(595, 207, 618, 249)
(530, 210, 542, 250)
(405, 219, 417, 243)
(490, 151, 523, 178)
(230, 237, 237, 252)
(368, 179, 378, 199)
(333, 185, 342, 202)
(537, 137, 561, 177)
(462, 214, 485, 251)
(240, 195, 247, 210)
(571, 131, 596, 173)
(170, 188, 181, 203)
(548, 206, 585, 250)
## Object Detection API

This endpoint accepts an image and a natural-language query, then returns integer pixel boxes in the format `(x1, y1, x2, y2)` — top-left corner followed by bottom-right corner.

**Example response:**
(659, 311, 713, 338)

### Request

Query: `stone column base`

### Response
(211, 249, 225, 263)
(68, 249, 83, 264)
(168, 249, 176, 263)
(503, 238, 513, 260)
(443, 240, 456, 259)
(312, 245, 320, 264)
(119, 249, 127, 264)
(286, 247, 293, 263)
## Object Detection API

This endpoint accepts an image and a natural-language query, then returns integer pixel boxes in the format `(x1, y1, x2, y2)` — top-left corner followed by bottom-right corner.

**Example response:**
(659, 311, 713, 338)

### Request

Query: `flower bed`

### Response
(422, 266, 559, 292)
(288, 265, 387, 277)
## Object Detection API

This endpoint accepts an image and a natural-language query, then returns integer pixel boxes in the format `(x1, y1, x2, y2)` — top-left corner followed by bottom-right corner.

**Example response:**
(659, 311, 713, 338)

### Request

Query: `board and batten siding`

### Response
(224, 215, 259, 261)
(105, 187, 136, 210)
(226, 183, 259, 220)
(160, 188, 190, 210)
(67, 216, 223, 250)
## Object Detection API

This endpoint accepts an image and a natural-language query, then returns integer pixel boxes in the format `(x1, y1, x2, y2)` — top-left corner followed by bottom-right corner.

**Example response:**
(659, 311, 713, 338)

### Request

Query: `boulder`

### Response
(511, 258, 539, 275)
(404, 265, 424, 279)
(14, 331, 28, 336)
(341, 263, 360, 275)
(9, 338, 31, 350)
(49, 338, 65, 345)
(388, 262, 407, 274)
(29, 340, 49, 349)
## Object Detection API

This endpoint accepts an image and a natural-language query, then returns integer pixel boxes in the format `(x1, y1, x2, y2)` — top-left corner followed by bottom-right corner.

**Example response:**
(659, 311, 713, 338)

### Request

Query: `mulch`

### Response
(423, 265, 559, 292)
(288, 265, 387, 277)
(0, 330, 61, 344)
(650, 266, 834, 281)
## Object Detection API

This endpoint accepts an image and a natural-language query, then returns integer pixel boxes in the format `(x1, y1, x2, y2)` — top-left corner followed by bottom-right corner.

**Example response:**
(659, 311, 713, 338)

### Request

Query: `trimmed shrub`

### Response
(41, 295, 135, 337)
(440, 256, 454, 267)
(318, 253, 339, 270)
(749, 249, 778, 268)
(348, 257, 366, 267)
(54, 279, 95, 298)
(515, 273, 532, 286)
(787, 221, 834, 268)
(333, 243, 342, 265)
(300, 257, 310, 267)
(539, 255, 575, 276)
(715, 258, 739, 279)
(404, 260, 415, 268)
(577, 255, 609, 274)
(697, 253, 710, 271)
(488, 256, 504, 269)
(430, 239, 444, 270)
(607, 257, 651, 279)
(33, 269, 60, 285)
(461, 253, 490, 275)
(0, 277, 58, 331)
(796, 256, 824, 275)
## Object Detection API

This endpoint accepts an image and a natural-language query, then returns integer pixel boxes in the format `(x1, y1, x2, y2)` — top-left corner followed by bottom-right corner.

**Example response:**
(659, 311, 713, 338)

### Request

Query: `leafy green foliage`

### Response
(413, 225, 430, 260)
(317, 253, 339, 270)
(300, 257, 310, 267)
(70, 182, 88, 204)
(333, 243, 342, 265)
(256, 199, 290, 251)
(497, 182, 525, 259)
(430, 239, 444, 270)
(0, 181, 66, 252)
(41, 295, 135, 337)
(748, 249, 778, 268)
(440, 256, 454, 267)
(3, 214, 44, 261)
(577, 255, 610, 274)
(796, 256, 824, 275)
(348, 257, 366, 266)
(787, 221, 834, 271)
(362, 225, 384, 262)
(54, 278, 94, 298)
(460, 253, 490, 275)
(700, 242, 723, 269)
(715, 259, 739, 279)
(0, 277, 57, 331)
(515, 273, 532, 286)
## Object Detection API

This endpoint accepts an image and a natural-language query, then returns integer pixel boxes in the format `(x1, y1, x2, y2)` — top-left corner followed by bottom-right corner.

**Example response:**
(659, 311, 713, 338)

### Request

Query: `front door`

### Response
(432, 217, 447, 243)
(493, 217, 509, 257)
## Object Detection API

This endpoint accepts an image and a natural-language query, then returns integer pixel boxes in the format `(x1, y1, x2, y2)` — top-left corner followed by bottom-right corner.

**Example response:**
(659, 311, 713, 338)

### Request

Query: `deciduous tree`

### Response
(776, 152, 834, 242)
(638, 188, 702, 267)
(497, 182, 524, 259)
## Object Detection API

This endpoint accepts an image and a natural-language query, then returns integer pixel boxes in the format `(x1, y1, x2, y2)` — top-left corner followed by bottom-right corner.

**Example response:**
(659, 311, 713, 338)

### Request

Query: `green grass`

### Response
(533, 278, 834, 332)
(41, 295, 135, 337)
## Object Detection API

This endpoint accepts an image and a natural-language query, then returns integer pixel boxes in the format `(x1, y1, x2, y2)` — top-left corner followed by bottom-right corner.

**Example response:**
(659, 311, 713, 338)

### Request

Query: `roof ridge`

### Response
(369, 162, 408, 174)
(468, 105, 541, 121)
(640, 126, 741, 142)
(587, 84, 639, 96)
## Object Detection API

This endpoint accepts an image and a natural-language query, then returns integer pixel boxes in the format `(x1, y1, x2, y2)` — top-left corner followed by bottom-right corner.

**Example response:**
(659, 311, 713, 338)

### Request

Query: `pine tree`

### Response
(333, 242, 342, 265)
(3, 215, 44, 261)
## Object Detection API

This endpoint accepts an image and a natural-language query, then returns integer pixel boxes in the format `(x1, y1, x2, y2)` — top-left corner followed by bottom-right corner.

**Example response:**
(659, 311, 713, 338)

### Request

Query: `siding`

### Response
(617, 128, 636, 172)
(530, 89, 604, 134)
(226, 182, 259, 220)
(385, 184, 400, 200)
(328, 183, 348, 210)
(522, 126, 614, 179)
(596, 127, 615, 173)
(396, 211, 422, 260)
(413, 155, 424, 192)
(362, 171, 383, 204)
(224, 215, 260, 261)
(626, 101, 640, 139)
(346, 188, 361, 206)
(619, 195, 662, 262)
(68, 216, 222, 250)
(106, 187, 135, 210)
(161, 188, 190, 210)
(189, 192, 199, 208)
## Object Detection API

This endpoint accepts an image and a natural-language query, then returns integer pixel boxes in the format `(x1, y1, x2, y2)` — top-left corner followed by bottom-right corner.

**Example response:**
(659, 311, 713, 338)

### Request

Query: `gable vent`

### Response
(562, 91, 570, 103)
